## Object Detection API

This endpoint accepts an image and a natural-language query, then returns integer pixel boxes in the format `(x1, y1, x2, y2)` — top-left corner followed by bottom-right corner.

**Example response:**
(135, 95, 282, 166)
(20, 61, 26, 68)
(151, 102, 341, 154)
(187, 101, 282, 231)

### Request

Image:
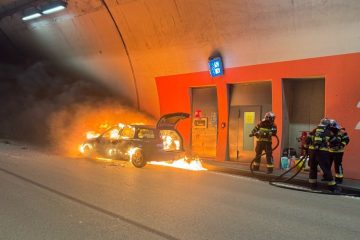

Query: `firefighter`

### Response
(328, 119, 350, 184)
(305, 118, 338, 191)
(249, 112, 277, 174)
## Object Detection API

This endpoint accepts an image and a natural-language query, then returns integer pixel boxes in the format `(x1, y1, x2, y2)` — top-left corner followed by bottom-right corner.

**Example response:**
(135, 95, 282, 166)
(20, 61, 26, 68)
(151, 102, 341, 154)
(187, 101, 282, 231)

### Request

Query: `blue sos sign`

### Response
(208, 57, 224, 77)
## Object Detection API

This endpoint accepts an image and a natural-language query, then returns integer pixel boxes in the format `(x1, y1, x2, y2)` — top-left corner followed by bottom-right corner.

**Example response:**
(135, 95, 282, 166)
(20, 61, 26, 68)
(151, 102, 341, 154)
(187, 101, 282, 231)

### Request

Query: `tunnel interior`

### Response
(0, 0, 359, 178)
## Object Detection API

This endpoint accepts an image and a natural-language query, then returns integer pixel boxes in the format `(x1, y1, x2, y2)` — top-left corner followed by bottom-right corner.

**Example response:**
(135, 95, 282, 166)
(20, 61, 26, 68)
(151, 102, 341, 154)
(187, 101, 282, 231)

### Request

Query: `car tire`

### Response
(82, 145, 93, 159)
(131, 150, 147, 168)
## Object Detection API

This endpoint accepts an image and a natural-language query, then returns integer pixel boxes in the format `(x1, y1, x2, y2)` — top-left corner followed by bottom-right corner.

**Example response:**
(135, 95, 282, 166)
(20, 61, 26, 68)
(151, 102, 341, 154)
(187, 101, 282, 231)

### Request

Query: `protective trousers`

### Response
(253, 141, 273, 172)
(308, 149, 336, 189)
(329, 152, 344, 183)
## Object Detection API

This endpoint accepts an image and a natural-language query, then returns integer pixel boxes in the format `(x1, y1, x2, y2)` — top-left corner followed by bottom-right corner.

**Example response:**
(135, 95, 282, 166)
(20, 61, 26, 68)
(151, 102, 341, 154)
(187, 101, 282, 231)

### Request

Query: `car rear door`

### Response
(156, 112, 190, 130)
(157, 112, 189, 151)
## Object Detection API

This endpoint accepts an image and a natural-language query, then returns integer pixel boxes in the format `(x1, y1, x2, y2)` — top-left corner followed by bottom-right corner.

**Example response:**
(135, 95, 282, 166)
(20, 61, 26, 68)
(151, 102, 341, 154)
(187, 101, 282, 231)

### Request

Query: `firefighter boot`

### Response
(309, 179, 317, 190)
(266, 164, 274, 174)
(252, 164, 260, 171)
(335, 177, 343, 184)
(328, 180, 341, 193)
(329, 185, 342, 194)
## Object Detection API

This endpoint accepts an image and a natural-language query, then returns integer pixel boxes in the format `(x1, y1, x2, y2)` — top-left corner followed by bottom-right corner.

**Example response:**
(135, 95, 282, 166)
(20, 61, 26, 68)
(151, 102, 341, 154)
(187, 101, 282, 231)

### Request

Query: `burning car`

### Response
(79, 112, 189, 168)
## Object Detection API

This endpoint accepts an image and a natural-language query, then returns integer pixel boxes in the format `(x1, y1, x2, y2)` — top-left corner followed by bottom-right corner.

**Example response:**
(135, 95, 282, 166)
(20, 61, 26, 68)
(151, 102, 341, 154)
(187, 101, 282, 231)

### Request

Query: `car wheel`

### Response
(81, 144, 93, 159)
(131, 150, 146, 168)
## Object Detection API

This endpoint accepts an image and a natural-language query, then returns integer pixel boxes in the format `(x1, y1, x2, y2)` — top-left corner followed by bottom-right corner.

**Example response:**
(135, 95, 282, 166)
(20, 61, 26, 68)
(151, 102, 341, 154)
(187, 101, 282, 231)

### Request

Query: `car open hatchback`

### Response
(80, 112, 189, 168)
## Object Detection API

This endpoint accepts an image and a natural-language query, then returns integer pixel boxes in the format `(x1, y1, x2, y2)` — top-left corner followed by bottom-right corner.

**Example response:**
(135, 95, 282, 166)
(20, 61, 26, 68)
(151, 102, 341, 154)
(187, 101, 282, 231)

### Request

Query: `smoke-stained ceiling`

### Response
(1, 0, 360, 117)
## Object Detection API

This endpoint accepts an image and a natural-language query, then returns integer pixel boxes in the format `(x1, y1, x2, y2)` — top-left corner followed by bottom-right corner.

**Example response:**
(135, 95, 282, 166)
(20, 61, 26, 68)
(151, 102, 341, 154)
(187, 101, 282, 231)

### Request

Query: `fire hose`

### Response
(248, 135, 359, 196)
(268, 153, 360, 196)
(269, 154, 307, 183)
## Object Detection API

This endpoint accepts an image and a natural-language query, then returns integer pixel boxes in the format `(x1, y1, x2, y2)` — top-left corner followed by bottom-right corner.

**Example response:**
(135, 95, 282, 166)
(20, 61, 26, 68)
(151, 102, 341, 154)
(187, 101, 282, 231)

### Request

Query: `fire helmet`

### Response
(263, 111, 275, 122)
(329, 119, 340, 130)
(319, 118, 331, 127)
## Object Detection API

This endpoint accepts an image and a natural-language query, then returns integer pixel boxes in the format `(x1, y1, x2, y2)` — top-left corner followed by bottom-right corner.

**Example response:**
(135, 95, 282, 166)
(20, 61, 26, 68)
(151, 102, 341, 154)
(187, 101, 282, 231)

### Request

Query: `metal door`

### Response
(229, 106, 261, 162)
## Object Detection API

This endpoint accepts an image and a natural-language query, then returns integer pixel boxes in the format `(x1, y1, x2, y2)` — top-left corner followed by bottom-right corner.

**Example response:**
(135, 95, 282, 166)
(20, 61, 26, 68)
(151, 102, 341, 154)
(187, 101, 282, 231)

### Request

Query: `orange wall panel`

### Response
(156, 53, 360, 179)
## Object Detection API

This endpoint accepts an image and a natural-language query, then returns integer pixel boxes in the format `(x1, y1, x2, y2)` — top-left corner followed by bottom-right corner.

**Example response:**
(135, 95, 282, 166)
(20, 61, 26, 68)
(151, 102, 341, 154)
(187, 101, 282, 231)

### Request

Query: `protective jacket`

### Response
(305, 126, 333, 151)
(251, 120, 277, 142)
(329, 128, 350, 153)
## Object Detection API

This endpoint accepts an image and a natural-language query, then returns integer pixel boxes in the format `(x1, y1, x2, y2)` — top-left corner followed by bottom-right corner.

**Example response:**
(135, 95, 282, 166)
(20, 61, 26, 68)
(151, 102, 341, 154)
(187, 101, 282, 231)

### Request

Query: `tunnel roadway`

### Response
(0, 142, 359, 240)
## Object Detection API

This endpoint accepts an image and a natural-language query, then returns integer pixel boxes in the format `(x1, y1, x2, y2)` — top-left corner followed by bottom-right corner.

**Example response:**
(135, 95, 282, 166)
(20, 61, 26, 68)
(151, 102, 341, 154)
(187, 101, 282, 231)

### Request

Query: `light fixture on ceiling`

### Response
(22, 7, 42, 21)
(41, 0, 67, 15)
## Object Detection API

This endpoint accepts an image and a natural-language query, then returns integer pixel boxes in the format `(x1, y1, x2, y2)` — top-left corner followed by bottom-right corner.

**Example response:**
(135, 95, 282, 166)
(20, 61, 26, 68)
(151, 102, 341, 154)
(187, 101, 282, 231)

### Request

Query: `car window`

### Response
(137, 128, 155, 139)
(102, 127, 121, 140)
(120, 126, 135, 139)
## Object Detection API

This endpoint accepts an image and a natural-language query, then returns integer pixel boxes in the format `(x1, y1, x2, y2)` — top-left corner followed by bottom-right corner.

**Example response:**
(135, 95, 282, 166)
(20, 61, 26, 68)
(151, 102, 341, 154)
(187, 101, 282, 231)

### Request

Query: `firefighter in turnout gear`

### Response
(328, 119, 350, 184)
(249, 112, 277, 174)
(305, 118, 338, 192)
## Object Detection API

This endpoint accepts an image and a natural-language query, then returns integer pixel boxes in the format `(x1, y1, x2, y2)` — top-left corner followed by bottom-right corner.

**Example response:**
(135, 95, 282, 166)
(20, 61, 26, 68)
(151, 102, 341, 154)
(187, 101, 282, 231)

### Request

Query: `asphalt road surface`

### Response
(1, 142, 359, 240)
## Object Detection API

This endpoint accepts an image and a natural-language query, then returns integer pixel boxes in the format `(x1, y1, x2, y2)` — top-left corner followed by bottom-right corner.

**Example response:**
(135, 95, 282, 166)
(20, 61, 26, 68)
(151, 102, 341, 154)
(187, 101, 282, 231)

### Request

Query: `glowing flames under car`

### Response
(126, 146, 207, 171)
(149, 157, 207, 171)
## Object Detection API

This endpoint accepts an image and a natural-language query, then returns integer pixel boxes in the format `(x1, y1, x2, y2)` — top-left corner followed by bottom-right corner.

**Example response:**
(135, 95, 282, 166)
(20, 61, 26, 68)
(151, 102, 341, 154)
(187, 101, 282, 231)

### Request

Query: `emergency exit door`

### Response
(229, 106, 261, 162)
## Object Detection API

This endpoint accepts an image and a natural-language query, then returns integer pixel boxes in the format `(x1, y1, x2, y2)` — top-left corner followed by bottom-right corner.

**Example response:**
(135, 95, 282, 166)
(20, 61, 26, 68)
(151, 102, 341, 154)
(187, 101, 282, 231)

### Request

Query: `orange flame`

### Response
(95, 157, 114, 162)
(127, 147, 139, 161)
(149, 157, 207, 171)
(86, 131, 100, 140)
(162, 135, 181, 151)
(48, 103, 155, 157)
(109, 128, 120, 140)
(99, 122, 110, 129)
(79, 143, 92, 154)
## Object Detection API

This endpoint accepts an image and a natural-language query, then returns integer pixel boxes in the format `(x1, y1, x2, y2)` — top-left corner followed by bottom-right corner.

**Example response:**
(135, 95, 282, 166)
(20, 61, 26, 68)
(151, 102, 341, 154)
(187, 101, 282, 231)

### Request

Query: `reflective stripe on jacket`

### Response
(329, 129, 350, 152)
(251, 121, 277, 142)
(306, 126, 331, 151)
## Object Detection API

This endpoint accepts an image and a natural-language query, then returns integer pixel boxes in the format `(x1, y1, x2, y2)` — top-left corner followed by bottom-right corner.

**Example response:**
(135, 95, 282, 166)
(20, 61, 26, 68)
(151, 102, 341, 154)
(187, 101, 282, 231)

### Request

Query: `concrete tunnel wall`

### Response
(1, 0, 360, 117)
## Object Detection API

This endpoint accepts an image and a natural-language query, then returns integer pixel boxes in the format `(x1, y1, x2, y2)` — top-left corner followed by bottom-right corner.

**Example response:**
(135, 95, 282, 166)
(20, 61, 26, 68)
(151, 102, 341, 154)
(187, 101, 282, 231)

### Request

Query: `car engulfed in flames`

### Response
(79, 112, 206, 170)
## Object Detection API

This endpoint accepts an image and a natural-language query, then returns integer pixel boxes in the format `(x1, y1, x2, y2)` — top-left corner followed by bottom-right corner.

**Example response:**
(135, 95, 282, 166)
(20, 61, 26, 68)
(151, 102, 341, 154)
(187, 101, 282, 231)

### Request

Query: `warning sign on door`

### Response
(245, 112, 255, 124)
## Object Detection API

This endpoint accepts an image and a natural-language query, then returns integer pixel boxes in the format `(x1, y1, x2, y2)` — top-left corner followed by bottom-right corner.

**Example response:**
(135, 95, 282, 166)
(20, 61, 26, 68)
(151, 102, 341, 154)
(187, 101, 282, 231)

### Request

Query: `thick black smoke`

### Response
(0, 62, 154, 155)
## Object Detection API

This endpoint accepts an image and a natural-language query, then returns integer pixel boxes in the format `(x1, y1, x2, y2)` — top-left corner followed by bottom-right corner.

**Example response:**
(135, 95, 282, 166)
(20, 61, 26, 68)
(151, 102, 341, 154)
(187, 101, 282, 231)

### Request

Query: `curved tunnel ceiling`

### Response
(1, 0, 360, 117)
